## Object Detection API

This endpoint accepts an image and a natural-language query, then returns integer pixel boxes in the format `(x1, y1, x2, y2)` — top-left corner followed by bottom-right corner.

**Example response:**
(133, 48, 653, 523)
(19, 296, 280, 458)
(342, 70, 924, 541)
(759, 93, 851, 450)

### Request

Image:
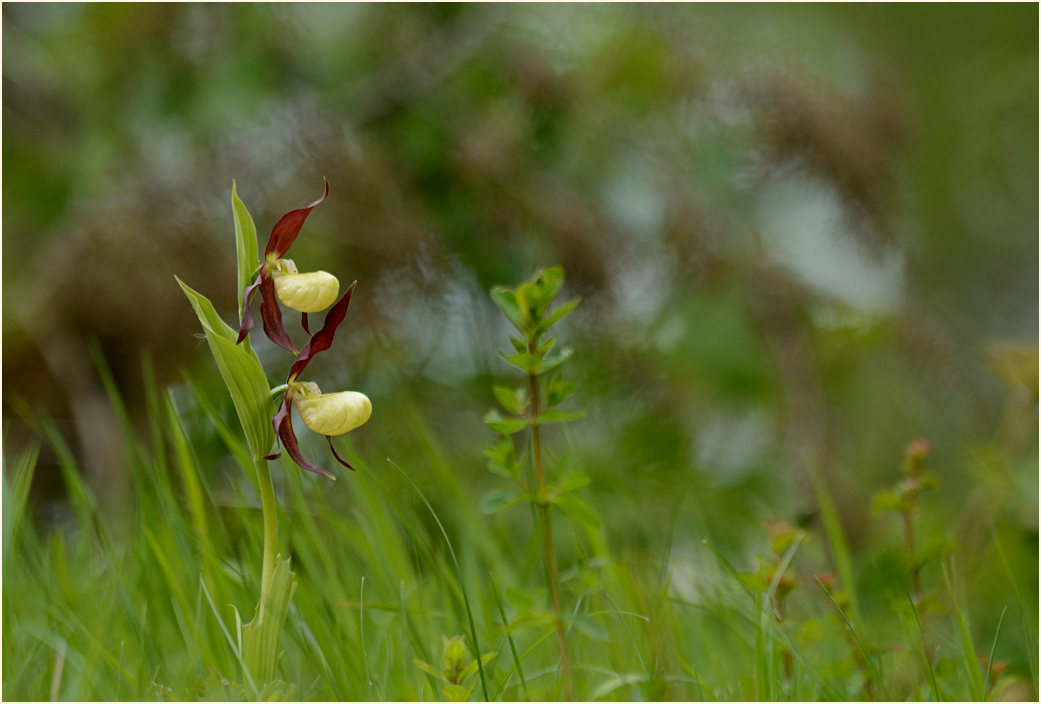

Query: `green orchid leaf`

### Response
(178, 277, 274, 461)
(242, 555, 297, 685)
(232, 181, 259, 321)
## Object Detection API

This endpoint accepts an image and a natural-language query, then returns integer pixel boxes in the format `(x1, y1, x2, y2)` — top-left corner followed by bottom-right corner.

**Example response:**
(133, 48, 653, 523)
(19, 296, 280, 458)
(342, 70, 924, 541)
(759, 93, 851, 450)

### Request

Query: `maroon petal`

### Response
(259, 274, 298, 354)
(263, 392, 291, 462)
(288, 281, 356, 381)
(235, 272, 265, 345)
(264, 179, 330, 259)
(267, 392, 336, 479)
(327, 436, 357, 471)
(301, 311, 311, 335)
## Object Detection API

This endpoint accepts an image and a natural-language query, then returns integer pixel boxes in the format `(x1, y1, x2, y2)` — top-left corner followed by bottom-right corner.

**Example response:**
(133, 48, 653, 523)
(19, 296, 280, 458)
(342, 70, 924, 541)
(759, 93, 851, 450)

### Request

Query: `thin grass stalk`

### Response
(906, 587, 941, 700)
(983, 606, 1008, 701)
(388, 458, 490, 702)
(991, 531, 1038, 690)
(817, 578, 891, 700)
(489, 572, 531, 700)
(943, 562, 986, 700)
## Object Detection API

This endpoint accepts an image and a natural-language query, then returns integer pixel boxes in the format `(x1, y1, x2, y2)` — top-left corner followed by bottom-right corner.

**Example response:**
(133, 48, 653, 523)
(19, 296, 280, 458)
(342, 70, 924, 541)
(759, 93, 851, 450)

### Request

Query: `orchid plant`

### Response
(235, 179, 371, 478)
(177, 180, 369, 697)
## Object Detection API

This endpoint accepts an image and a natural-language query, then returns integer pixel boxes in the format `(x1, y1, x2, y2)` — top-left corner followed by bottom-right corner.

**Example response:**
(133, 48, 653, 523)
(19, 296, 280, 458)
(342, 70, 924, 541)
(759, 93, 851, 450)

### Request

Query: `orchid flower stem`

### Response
(255, 455, 278, 623)
(528, 341, 573, 700)
(270, 384, 289, 399)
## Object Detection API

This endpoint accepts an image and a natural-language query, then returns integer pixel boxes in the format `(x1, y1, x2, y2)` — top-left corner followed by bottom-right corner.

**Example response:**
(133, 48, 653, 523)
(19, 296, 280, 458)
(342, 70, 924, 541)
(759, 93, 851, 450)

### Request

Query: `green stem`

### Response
(528, 342, 572, 700)
(255, 455, 278, 623)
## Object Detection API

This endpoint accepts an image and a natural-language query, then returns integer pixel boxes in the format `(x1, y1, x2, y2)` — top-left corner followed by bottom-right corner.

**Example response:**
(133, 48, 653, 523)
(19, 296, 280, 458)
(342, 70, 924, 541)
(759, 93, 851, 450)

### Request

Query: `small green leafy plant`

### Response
(177, 181, 370, 697)
(483, 266, 590, 699)
(412, 635, 497, 702)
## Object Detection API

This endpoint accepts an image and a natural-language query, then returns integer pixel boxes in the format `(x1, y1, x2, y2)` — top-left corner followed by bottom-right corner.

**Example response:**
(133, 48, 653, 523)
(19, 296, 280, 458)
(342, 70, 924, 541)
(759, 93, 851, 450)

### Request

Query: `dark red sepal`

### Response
(264, 179, 330, 259)
(259, 274, 298, 354)
(288, 281, 356, 381)
(327, 436, 357, 471)
(301, 311, 311, 335)
(268, 392, 335, 479)
(236, 271, 265, 345)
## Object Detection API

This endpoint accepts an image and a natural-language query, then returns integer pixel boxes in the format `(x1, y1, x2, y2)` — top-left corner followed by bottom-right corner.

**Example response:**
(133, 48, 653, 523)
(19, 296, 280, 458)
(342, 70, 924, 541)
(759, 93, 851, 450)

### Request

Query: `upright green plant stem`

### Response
(528, 345, 572, 700)
(255, 455, 278, 621)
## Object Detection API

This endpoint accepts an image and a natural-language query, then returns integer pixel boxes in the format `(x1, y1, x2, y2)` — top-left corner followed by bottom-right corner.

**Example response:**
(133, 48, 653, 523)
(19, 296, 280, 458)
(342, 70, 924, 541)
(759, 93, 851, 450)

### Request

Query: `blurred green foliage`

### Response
(3, 3, 1037, 696)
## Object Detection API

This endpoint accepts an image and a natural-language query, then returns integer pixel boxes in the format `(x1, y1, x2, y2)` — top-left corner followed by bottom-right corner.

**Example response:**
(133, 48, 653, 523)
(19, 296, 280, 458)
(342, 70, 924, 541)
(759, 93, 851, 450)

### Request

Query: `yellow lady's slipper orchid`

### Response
(271, 259, 340, 313)
(290, 381, 372, 436)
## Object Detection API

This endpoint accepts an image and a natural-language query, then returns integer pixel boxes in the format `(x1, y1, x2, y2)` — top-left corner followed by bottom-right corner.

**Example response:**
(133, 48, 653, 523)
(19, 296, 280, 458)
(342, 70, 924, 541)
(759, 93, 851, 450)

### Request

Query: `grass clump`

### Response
(3, 183, 1036, 702)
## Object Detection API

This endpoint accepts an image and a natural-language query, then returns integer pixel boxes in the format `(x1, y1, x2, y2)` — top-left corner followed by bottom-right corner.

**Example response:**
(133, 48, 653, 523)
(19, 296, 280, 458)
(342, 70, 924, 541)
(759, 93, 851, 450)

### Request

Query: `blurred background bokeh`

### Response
(3, 2, 1036, 593)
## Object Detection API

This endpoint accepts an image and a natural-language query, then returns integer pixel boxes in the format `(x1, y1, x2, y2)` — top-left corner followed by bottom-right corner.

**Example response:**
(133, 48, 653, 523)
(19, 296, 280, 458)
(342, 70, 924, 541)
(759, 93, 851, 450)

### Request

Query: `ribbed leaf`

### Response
(242, 555, 297, 685)
(231, 181, 258, 321)
(178, 277, 274, 461)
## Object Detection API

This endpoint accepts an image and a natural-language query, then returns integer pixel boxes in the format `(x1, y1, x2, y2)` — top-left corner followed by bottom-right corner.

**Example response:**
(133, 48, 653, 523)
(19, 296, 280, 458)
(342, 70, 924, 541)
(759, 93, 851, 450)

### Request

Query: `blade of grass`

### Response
(983, 606, 1008, 701)
(991, 528, 1038, 691)
(199, 576, 260, 700)
(387, 458, 491, 702)
(165, 391, 224, 607)
(808, 463, 860, 621)
(943, 561, 986, 700)
(3, 442, 39, 566)
(488, 571, 530, 700)
(8, 396, 99, 526)
(359, 575, 382, 700)
(605, 591, 649, 677)
(905, 587, 942, 701)
(182, 373, 258, 488)
(493, 629, 557, 699)
(817, 576, 892, 700)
